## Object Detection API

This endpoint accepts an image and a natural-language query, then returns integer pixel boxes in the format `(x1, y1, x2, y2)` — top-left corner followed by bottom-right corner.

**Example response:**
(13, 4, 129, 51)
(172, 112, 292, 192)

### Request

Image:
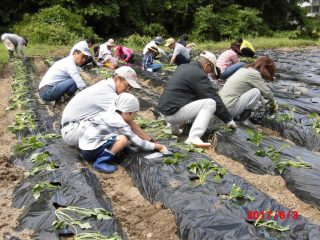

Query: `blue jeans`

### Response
(148, 63, 162, 72)
(80, 136, 116, 162)
(39, 78, 77, 102)
(220, 62, 245, 80)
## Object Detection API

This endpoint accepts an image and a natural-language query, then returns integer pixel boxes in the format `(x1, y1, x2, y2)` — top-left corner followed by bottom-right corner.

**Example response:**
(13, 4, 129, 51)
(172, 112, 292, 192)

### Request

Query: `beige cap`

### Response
(165, 38, 175, 47)
(106, 38, 115, 47)
(115, 92, 140, 112)
(115, 66, 141, 89)
(199, 51, 218, 75)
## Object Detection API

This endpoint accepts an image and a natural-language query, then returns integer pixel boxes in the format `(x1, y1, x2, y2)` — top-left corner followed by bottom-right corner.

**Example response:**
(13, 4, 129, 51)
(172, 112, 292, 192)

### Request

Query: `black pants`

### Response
(241, 48, 255, 58)
(175, 54, 190, 66)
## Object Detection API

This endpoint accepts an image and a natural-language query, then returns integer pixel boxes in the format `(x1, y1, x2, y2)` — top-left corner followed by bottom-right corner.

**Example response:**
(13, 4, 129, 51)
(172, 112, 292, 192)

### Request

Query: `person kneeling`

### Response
(79, 92, 168, 173)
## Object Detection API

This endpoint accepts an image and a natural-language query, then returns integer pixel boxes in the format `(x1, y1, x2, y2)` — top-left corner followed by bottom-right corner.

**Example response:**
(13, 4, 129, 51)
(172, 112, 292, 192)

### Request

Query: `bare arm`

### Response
(127, 120, 152, 141)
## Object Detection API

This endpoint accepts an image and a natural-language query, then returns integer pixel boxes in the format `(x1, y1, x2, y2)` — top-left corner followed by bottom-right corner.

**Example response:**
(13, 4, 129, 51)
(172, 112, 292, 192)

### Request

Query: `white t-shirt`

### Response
(143, 40, 166, 56)
(61, 78, 117, 124)
(39, 56, 86, 90)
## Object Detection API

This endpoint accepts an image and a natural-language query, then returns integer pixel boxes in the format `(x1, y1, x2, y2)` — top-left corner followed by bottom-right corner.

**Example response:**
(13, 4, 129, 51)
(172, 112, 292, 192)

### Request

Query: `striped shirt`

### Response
(143, 52, 154, 69)
(39, 56, 86, 90)
(79, 111, 155, 151)
(216, 49, 240, 73)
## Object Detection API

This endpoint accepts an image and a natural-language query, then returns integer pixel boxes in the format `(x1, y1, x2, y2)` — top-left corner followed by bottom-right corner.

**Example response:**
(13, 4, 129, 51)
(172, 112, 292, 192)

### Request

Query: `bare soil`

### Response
(0, 63, 33, 239)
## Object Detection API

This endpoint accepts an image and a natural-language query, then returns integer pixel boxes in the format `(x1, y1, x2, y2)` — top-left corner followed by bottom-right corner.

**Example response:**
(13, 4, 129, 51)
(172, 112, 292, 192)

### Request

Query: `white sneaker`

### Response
(185, 137, 211, 148)
(147, 68, 153, 72)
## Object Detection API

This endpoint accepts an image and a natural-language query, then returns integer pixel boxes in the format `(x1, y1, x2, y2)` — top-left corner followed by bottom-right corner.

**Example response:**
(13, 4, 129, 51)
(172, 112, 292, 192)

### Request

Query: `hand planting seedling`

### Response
(188, 159, 226, 184)
(163, 152, 187, 165)
(53, 206, 113, 235)
(32, 181, 60, 200)
(223, 183, 255, 201)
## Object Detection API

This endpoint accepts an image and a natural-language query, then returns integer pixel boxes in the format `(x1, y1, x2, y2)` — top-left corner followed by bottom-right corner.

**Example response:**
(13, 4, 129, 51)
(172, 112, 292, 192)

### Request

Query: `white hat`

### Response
(75, 45, 91, 57)
(200, 51, 218, 75)
(115, 92, 140, 112)
(115, 66, 141, 89)
(106, 38, 115, 47)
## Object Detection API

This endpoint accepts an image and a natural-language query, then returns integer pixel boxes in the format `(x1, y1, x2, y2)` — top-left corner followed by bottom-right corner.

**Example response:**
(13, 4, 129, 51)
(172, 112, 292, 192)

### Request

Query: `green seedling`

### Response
(188, 159, 226, 185)
(75, 232, 122, 240)
(254, 212, 290, 232)
(44, 57, 54, 66)
(53, 206, 113, 234)
(154, 128, 177, 140)
(163, 153, 187, 165)
(246, 129, 263, 146)
(28, 151, 51, 165)
(163, 64, 177, 71)
(25, 161, 58, 177)
(276, 107, 296, 122)
(32, 181, 60, 200)
(275, 159, 312, 174)
(135, 117, 166, 129)
(309, 112, 320, 133)
(14, 136, 45, 156)
(8, 110, 37, 133)
(169, 142, 205, 154)
(226, 183, 255, 201)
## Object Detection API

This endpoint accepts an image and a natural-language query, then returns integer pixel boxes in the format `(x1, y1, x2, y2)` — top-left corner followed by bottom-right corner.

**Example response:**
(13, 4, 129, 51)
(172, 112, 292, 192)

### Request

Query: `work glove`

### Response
(226, 120, 237, 129)
(159, 145, 173, 156)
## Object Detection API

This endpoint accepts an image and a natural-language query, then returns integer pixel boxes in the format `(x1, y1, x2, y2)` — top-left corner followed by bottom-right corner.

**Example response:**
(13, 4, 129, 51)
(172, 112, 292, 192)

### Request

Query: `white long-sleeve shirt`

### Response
(79, 111, 155, 151)
(39, 56, 86, 90)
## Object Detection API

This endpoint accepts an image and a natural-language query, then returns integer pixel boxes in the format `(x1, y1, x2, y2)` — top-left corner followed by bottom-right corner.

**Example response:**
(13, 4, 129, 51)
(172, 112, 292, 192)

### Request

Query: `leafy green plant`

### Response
(14, 133, 60, 156)
(53, 206, 113, 234)
(246, 129, 263, 146)
(32, 181, 60, 200)
(163, 153, 186, 165)
(226, 183, 255, 201)
(8, 111, 37, 133)
(25, 161, 58, 177)
(169, 142, 205, 154)
(276, 107, 296, 122)
(188, 159, 226, 184)
(254, 212, 290, 231)
(142, 23, 167, 37)
(75, 232, 122, 240)
(28, 151, 51, 165)
(123, 34, 150, 50)
(255, 144, 311, 174)
(309, 112, 320, 133)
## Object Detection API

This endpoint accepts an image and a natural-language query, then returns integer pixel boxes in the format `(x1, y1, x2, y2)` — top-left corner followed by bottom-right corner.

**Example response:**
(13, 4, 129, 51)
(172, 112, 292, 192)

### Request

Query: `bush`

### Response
(123, 34, 151, 49)
(192, 4, 264, 41)
(142, 23, 168, 37)
(272, 30, 301, 39)
(13, 5, 100, 45)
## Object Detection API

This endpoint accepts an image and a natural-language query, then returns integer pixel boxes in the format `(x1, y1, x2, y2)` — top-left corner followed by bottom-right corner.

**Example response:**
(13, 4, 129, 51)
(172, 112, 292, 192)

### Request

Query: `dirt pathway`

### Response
(0, 63, 32, 239)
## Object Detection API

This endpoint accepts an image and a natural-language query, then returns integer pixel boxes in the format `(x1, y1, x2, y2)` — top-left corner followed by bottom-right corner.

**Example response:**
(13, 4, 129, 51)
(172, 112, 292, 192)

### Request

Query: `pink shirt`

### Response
(115, 46, 134, 62)
(216, 49, 239, 73)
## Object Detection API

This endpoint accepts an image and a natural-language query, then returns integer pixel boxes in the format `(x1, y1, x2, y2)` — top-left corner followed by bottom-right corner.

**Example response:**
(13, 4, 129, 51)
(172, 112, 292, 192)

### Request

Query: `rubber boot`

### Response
(93, 150, 118, 173)
(8, 50, 14, 62)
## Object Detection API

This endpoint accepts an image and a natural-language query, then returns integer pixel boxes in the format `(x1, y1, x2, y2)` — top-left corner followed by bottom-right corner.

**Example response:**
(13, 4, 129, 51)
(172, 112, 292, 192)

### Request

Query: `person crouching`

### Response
(79, 92, 168, 173)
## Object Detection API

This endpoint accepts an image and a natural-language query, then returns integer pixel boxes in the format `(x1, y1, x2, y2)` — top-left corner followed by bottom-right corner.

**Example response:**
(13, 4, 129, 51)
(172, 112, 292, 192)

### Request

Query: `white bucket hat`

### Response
(106, 38, 115, 47)
(115, 66, 141, 89)
(199, 51, 218, 75)
(115, 92, 140, 112)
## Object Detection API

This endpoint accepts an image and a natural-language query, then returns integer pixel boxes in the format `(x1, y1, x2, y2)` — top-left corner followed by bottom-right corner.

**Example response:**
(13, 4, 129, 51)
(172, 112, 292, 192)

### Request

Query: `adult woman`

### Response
(216, 42, 245, 80)
(220, 56, 276, 119)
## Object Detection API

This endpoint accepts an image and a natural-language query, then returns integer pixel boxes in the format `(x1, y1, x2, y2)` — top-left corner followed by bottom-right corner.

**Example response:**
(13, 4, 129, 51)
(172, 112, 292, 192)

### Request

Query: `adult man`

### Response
(70, 38, 95, 66)
(158, 51, 236, 148)
(38, 45, 91, 103)
(61, 66, 151, 147)
(143, 36, 167, 59)
(1, 33, 28, 61)
(165, 38, 190, 66)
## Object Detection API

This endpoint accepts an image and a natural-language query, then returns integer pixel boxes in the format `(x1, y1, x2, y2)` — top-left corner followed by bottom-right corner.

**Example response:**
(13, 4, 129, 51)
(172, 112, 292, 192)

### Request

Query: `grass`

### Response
(24, 44, 71, 57)
(0, 45, 8, 74)
(195, 37, 320, 52)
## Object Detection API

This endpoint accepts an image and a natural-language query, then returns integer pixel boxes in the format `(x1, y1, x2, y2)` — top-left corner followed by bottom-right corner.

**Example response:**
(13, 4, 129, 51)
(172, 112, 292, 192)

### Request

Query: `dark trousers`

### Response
(241, 48, 255, 58)
(175, 54, 190, 66)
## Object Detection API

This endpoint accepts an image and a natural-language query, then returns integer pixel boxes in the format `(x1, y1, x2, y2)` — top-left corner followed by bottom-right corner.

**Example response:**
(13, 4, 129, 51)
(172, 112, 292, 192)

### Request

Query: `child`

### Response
(114, 45, 134, 64)
(79, 92, 168, 173)
(143, 46, 162, 72)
